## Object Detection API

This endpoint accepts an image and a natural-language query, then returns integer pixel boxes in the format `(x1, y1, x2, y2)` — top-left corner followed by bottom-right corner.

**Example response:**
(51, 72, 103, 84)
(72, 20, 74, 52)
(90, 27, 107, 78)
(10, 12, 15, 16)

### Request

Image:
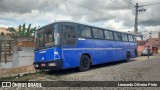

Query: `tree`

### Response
(7, 23, 36, 38)
(7, 23, 37, 54)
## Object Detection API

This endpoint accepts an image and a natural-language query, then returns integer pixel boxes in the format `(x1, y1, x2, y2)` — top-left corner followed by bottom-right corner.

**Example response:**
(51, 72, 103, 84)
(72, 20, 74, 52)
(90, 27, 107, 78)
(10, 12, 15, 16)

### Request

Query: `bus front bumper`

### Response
(33, 60, 63, 70)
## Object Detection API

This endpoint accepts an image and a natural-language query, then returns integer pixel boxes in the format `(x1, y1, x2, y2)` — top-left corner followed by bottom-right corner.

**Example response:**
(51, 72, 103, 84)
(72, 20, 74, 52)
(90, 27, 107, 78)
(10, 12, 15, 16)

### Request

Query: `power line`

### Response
(142, 2, 160, 6)
(66, 0, 134, 23)
(110, 0, 135, 9)
(66, 0, 116, 18)
(122, 0, 134, 6)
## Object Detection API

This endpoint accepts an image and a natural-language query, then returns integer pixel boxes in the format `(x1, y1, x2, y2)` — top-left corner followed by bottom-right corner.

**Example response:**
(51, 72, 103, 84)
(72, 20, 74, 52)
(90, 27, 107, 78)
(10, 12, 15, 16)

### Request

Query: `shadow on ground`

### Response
(46, 59, 136, 75)
(0, 59, 136, 81)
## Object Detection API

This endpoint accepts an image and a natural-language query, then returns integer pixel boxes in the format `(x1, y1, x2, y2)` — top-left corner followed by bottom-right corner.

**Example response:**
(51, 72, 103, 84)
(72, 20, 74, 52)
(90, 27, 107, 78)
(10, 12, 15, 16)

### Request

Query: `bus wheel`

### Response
(126, 52, 131, 62)
(79, 55, 90, 71)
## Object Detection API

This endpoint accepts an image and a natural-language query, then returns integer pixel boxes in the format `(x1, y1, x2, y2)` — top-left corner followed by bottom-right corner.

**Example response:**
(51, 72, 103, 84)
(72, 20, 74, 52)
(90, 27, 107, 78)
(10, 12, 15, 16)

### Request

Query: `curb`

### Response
(10, 74, 19, 77)
(29, 71, 36, 74)
(1, 75, 10, 78)
(36, 70, 41, 73)
(0, 71, 37, 79)
(19, 72, 30, 77)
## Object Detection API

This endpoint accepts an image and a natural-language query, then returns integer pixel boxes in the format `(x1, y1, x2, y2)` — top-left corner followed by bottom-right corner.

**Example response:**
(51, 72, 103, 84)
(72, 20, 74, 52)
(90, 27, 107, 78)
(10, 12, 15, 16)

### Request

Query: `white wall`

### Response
(17, 51, 34, 67)
(1, 47, 35, 69)
(0, 62, 12, 69)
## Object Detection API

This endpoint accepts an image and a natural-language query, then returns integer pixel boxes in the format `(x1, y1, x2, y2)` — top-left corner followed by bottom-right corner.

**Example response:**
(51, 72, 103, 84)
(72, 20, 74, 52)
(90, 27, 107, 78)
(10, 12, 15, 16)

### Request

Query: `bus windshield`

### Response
(36, 24, 60, 49)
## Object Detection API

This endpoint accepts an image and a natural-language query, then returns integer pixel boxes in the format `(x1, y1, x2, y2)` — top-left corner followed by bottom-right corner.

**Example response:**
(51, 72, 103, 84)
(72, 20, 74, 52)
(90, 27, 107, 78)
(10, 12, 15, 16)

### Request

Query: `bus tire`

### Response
(79, 55, 90, 71)
(126, 52, 131, 62)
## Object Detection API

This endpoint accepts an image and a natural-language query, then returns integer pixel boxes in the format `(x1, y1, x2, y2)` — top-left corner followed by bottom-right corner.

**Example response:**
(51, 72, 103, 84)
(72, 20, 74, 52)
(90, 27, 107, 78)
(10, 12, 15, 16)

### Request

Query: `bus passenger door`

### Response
(61, 24, 79, 69)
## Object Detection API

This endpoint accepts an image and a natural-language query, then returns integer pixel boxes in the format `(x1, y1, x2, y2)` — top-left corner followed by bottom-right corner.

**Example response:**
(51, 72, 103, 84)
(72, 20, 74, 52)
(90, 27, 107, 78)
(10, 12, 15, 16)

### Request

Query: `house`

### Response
(137, 37, 160, 55)
(0, 28, 11, 35)
(137, 40, 147, 55)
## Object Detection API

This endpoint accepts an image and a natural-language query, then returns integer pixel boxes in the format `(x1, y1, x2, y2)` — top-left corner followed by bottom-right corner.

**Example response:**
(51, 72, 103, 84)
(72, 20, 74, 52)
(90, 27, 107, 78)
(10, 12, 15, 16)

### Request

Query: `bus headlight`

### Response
(34, 64, 38, 67)
(54, 52, 58, 55)
(48, 63, 56, 66)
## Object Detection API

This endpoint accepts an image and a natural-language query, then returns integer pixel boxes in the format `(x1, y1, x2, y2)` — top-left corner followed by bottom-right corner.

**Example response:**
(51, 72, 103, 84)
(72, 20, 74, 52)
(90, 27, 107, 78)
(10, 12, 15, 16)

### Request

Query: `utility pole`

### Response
(149, 31, 152, 38)
(134, 3, 146, 36)
(134, 3, 138, 35)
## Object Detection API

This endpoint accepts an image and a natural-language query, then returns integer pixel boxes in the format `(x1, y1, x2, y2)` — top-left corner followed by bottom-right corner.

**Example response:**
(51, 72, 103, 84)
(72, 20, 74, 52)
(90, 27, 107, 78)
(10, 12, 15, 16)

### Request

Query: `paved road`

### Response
(1, 54, 160, 90)
(30, 54, 160, 81)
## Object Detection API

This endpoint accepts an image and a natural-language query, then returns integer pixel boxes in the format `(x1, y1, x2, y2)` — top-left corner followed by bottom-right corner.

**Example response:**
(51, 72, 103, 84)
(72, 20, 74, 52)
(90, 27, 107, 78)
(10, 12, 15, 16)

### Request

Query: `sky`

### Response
(0, 0, 160, 34)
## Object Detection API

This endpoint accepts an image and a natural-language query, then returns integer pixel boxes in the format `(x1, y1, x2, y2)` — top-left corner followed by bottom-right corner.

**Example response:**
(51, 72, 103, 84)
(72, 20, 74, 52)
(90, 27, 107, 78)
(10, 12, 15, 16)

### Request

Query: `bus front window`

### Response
(36, 24, 60, 49)
(45, 29, 53, 46)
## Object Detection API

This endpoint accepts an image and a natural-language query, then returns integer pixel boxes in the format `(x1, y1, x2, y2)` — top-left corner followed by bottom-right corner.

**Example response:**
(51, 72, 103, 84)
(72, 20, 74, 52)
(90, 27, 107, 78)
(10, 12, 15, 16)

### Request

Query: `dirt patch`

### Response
(0, 65, 36, 76)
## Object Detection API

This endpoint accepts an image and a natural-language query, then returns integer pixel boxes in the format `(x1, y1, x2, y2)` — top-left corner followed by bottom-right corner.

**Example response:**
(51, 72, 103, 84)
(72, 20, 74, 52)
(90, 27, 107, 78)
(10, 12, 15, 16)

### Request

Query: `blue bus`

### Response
(34, 21, 137, 71)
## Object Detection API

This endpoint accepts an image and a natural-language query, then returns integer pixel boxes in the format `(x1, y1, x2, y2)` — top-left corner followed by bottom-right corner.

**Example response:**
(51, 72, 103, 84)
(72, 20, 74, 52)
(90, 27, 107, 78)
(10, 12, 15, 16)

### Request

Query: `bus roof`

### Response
(37, 20, 135, 36)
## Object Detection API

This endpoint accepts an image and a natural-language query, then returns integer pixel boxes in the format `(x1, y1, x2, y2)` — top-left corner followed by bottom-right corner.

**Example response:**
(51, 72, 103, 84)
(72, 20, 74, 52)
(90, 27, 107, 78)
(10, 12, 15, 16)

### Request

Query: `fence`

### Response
(0, 35, 36, 68)
(0, 40, 14, 63)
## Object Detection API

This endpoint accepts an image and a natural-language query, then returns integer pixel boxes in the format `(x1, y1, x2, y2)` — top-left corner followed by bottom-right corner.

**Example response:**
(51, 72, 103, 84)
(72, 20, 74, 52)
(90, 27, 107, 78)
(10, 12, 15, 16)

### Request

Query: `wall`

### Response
(0, 62, 12, 69)
(18, 51, 34, 67)
(137, 46, 145, 55)
(0, 45, 35, 69)
(12, 48, 34, 68)
(148, 38, 160, 47)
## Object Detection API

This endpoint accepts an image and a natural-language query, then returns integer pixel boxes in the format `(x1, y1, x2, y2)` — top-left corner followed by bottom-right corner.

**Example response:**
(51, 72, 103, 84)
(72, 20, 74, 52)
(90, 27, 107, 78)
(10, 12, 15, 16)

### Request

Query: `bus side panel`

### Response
(77, 39, 102, 66)
(54, 47, 63, 60)
(113, 41, 121, 61)
(62, 49, 80, 69)
(127, 42, 134, 58)
(133, 43, 138, 58)
(113, 41, 123, 61)
(108, 41, 116, 62)
(130, 43, 137, 58)
(122, 42, 129, 60)
(92, 39, 106, 64)
(119, 41, 126, 61)
(103, 40, 114, 63)
(124, 42, 131, 59)
(62, 39, 94, 69)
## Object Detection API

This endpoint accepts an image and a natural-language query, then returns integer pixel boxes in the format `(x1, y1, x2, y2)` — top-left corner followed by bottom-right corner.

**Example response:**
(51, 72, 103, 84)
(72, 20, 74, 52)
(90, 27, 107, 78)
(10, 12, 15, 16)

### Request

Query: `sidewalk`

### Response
(0, 65, 36, 78)
(133, 53, 160, 61)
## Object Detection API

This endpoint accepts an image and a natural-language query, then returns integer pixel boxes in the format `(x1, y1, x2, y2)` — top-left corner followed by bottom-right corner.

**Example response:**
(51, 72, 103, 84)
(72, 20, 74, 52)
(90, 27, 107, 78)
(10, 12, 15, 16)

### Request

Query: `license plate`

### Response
(41, 63, 46, 66)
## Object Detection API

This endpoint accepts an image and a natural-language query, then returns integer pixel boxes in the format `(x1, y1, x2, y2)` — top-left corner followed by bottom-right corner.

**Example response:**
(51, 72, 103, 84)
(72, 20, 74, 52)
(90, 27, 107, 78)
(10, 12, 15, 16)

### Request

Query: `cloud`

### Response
(103, 19, 134, 32)
(0, 0, 160, 34)
(0, 0, 61, 13)
(0, 24, 13, 28)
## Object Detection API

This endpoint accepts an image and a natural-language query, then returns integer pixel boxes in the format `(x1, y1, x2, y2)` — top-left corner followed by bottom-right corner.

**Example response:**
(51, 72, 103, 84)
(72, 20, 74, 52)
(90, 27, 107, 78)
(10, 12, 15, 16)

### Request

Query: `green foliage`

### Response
(7, 23, 36, 38)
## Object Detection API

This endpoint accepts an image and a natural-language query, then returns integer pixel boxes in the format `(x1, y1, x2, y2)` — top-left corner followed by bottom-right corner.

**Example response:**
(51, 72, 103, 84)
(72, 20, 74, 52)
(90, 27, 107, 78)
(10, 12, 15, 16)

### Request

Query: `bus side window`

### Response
(62, 25, 69, 38)
(114, 32, 121, 41)
(104, 30, 114, 40)
(109, 31, 114, 40)
(77, 25, 85, 37)
(104, 31, 110, 39)
(92, 28, 104, 39)
(122, 34, 128, 42)
(128, 35, 134, 42)
(133, 35, 136, 42)
(70, 26, 77, 39)
(84, 27, 92, 38)
(78, 25, 92, 38)
(135, 36, 137, 42)
(62, 25, 77, 45)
